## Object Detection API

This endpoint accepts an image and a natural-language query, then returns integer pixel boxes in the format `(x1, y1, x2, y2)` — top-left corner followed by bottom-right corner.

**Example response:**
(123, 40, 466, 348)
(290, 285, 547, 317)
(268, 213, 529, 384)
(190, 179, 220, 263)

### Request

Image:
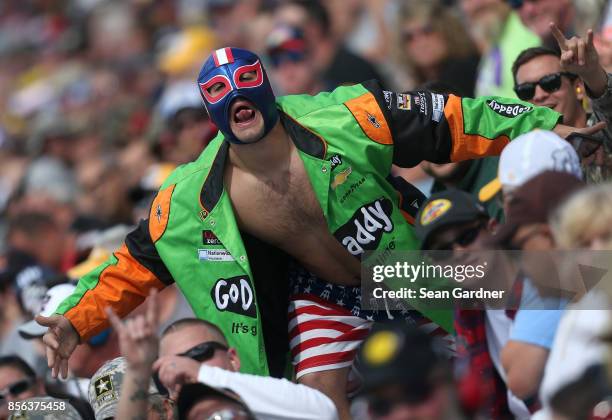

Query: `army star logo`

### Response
(94, 374, 114, 398)
(97, 379, 109, 394)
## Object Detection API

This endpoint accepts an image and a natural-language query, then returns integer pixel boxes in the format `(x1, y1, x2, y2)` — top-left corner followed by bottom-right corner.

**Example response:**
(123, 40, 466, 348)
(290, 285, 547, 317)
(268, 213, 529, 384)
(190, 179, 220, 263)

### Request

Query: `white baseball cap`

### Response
(18, 283, 76, 339)
(479, 130, 582, 201)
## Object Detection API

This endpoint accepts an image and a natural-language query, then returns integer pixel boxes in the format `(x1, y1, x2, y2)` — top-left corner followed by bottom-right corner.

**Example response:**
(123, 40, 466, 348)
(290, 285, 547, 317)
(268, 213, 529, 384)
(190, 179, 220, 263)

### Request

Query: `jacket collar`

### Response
(199, 111, 327, 213)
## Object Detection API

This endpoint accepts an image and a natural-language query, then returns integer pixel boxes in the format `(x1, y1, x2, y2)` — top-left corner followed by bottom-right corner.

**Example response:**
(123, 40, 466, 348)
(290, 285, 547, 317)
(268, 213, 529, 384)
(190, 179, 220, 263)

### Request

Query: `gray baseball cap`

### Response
(88, 357, 158, 420)
(7, 396, 82, 419)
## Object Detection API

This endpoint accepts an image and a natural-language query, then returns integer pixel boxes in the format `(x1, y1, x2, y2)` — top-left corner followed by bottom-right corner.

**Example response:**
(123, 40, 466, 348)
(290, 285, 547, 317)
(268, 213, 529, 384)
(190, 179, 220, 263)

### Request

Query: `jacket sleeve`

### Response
(360, 80, 562, 167)
(56, 192, 175, 340)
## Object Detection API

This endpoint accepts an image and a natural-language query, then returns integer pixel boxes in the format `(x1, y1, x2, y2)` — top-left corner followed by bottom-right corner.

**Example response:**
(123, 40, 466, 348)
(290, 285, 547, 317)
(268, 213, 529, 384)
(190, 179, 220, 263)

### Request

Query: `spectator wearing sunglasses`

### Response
(153, 317, 338, 420)
(512, 25, 612, 183)
(265, 24, 329, 96)
(414, 187, 566, 418)
(0, 356, 44, 420)
(394, 0, 480, 97)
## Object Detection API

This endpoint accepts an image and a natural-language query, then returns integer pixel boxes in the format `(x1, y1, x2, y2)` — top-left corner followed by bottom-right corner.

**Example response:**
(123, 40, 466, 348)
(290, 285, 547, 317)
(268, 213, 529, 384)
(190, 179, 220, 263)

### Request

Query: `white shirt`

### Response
(533, 291, 610, 419)
(485, 310, 531, 419)
(197, 365, 338, 420)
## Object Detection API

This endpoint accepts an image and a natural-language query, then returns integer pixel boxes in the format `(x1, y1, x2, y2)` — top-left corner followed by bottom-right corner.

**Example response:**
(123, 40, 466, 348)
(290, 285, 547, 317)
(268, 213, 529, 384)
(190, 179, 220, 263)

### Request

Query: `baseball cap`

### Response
(157, 80, 205, 121)
(157, 27, 215, 76)
(88, 357, 159, 420)
(357, 323, 449, 399)
(18, 283, 76, 339)
(414, 189, 488, 249)
(479, 130, 582, 202)
(177, 382, 255, 420)
(266, 25, 308, 66)
(0, 249, 60, 317)
(492, 170, 585, 247)
(8, 396, 82, 420)
(68, 225, 133, 280)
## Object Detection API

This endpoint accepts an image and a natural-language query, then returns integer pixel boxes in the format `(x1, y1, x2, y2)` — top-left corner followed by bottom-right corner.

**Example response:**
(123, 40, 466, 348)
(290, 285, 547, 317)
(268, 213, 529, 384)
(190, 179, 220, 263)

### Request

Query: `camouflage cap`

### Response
(8, 396, 82, 420)
(88, 357, 158, 420)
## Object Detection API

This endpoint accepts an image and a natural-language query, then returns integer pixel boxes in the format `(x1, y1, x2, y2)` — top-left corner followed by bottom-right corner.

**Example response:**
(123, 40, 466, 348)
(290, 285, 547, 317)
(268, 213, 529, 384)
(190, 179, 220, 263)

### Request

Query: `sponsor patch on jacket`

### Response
(367, 113, 381, 128)
(202, 230, 221, 245)
(419, 199, 452, 226)
(335, 198, 394, 256)
(414, 92, 428, 115)
(487, 99, 532, 117)
(212, 276, 256, 318)
(396, 93, 411, 110)
(383, 90, 393, 110)
(331, 167, 352, 189)
(328, 154, 342, 170)
(431, 93, 444, 122)
(198, 249, 234, 262)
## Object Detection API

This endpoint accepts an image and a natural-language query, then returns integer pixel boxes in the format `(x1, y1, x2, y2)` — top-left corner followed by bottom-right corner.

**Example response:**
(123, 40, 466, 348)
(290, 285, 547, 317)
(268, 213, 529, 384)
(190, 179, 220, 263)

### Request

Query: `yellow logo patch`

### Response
(331, 167, 352, 189)
(420, 199, 452, 226)
(363, 331, 400, 365)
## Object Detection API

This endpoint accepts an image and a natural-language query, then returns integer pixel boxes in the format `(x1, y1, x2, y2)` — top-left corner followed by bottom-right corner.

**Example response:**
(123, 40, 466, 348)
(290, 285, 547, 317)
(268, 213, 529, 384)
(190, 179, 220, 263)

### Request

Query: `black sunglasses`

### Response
(153, 341, 229, 396)
(402, 24, 435, 42)
(425, 222, 485, 262)
(179, 341, 229, 362)
(0, 379, 33, 402)
(514, 72, 577, 101)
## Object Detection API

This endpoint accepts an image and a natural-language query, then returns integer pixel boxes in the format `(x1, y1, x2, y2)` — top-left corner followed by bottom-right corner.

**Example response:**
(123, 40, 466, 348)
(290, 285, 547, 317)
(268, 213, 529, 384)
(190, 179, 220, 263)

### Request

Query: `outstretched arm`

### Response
(37, 188, 175, 378)
(357, 80, 603, 167)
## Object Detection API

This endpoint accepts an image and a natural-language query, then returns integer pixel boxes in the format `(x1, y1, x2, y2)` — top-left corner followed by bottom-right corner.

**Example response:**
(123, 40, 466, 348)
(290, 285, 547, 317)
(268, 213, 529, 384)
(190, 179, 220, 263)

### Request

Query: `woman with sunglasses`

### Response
(513, 24, 612, 183)
(394, 0, 480, 97)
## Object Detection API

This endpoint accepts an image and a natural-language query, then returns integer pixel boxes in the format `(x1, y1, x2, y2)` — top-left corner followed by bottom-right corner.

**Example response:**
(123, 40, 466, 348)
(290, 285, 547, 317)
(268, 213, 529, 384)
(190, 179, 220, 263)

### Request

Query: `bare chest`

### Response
(227, 156, 326, 246)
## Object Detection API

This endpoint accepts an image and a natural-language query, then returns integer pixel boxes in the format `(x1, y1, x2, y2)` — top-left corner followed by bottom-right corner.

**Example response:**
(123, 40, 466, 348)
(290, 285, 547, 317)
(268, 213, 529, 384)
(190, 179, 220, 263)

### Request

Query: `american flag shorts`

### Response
(288, 263, 455, 379)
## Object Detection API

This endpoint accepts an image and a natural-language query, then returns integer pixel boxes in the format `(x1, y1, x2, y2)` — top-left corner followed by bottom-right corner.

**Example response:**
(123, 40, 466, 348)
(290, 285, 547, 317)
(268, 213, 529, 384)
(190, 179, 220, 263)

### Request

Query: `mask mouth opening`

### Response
(234, 105, 256, 124)
(230, 99, 257, 126)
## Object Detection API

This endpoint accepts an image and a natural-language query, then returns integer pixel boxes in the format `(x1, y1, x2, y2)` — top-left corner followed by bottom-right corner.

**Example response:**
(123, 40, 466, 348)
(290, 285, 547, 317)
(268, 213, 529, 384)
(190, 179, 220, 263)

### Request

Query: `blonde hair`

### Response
(551, 183, 612, 249)
(395, 0, 477, 86)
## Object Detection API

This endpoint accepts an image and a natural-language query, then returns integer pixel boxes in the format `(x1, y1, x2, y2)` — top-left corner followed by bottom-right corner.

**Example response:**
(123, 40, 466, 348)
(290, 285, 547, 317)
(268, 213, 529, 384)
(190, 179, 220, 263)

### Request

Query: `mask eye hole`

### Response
(199, 75, 232, 103)
(233, 61, 264, 88)
(239, 70, 257, 82)
(207, 82, 226, 97)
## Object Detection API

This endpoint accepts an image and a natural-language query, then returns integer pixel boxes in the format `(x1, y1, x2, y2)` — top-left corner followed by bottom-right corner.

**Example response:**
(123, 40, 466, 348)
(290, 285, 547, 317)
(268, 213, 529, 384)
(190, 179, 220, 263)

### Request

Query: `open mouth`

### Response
(232, 103, 256, 125)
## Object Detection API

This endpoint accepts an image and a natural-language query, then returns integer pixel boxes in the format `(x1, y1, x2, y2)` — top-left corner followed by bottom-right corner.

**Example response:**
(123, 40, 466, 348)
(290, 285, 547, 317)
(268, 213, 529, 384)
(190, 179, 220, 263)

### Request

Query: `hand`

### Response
(107, 289, 160, 372)
(551, 23, 608, 96)
(152, 355, 200, 395)
(35, 314, 80, 379)
(553, 121, 606, 139)
(594, 34, 612, 73)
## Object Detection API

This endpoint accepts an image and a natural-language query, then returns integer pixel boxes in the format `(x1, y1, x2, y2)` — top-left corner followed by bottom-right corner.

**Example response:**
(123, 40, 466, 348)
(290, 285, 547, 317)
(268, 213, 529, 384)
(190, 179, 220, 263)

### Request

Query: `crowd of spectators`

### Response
(2, 0, 612, 419)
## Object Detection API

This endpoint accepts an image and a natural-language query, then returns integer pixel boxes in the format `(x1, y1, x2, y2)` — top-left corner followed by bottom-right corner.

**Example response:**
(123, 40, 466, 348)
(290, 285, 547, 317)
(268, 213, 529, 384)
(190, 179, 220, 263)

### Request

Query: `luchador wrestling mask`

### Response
(197, 47, 278, 144)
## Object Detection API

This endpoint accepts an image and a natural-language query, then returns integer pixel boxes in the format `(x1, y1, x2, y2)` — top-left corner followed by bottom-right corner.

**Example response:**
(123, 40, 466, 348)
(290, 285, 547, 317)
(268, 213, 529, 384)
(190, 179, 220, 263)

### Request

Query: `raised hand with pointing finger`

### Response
(550, 22, 609, 98)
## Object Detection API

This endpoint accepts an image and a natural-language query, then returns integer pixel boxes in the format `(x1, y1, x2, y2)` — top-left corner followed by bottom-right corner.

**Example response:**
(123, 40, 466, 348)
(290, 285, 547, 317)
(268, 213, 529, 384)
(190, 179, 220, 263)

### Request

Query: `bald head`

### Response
(159, 318, 240, 371)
